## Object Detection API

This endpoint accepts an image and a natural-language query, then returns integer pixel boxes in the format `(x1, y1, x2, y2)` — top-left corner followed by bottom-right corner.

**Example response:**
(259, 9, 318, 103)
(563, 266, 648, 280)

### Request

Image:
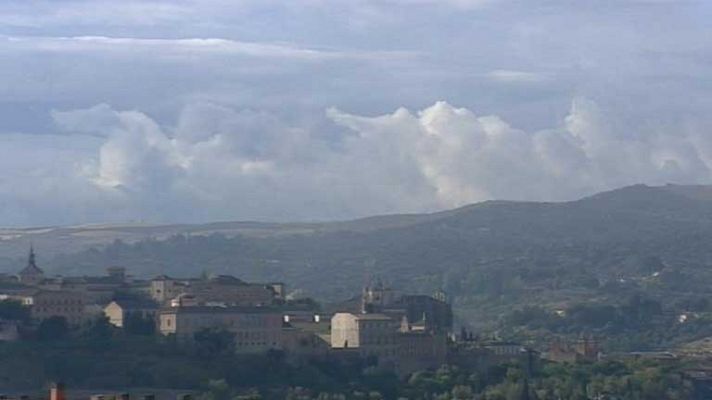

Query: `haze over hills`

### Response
(3, 182, 712, 257)
(4, 183, 712, 328)
(0, 183, 703, 252)
(0, 210, 443, 260)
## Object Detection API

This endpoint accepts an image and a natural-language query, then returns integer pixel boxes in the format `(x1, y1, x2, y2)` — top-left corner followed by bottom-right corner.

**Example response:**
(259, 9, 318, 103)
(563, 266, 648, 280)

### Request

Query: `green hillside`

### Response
(7, 184, 712, 341)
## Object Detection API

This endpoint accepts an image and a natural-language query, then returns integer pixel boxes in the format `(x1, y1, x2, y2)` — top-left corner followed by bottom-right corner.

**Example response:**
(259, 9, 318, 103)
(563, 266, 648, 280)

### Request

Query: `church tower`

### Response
(17, 245, 45, 286)
(361, 278, 396, 313)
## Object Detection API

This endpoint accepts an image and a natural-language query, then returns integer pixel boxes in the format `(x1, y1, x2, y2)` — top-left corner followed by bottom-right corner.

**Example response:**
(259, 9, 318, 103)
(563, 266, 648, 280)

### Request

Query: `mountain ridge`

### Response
(5, 183, 712, 330)
(1, 183, 711, 261)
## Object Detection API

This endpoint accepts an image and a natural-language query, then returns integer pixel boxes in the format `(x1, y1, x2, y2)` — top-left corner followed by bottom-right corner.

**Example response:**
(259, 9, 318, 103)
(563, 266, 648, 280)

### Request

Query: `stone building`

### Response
(150, 275, 192, 304)
(361, 281, 397, 312)
(447, 339, 537, 374)
(0, 287, 87, 324)
(281, 312, 330, 354)
(40, 274, 126, 305)
(395, 330, 448, 374)
(151, 275, 277, 307)
(282, 326, 330, 356)
(21, 290, 86, 325)
(391, 295, 453, 333)
(104, 299, 158, 328)
(356, 282, 453, 333)
(330, 311, 450, 372)
(158, 306, 283, 353)
(330, 313, 398, 359)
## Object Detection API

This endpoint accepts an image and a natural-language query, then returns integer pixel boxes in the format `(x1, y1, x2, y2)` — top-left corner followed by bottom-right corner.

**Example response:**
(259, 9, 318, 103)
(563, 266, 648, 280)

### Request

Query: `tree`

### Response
(193, 328, 236, 357)
(452, 385, 474, 400)
(0, 300, 30, 322)
(81, 315, 113, 342)
(198, 379, 232, 400)
(36, 316, 69, 341)
(125, 312, 156, 336)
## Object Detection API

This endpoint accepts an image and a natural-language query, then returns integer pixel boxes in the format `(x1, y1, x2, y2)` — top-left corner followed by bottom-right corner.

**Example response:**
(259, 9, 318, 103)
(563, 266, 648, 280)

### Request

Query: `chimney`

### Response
(50, 383, 66, 400)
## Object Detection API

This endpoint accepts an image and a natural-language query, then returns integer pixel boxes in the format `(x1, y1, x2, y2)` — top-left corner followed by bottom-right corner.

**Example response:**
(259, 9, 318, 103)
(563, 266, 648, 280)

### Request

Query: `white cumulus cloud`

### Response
(36, 98, 712, 226)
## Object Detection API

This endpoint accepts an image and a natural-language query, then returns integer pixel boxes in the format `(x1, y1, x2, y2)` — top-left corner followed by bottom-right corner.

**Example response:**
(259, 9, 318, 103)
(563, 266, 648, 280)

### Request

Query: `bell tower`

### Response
(17, 245, 45, 286)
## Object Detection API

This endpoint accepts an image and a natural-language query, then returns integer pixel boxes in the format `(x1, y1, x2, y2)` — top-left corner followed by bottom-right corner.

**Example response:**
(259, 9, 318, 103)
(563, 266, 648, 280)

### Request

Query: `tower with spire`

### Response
(17, 245, 45, 286)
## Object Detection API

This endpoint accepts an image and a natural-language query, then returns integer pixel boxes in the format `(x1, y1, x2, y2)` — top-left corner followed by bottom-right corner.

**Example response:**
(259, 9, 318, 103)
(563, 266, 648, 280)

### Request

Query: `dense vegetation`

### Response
(500, 294, 712, 351)
(196, 359, 702, 400)
(0, 319, 704, 400)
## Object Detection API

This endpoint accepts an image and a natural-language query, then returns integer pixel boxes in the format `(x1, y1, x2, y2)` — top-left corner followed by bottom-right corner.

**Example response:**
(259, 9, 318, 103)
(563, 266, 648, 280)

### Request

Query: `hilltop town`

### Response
(0, 247, 533, 377)
(2, 247, 712, 399)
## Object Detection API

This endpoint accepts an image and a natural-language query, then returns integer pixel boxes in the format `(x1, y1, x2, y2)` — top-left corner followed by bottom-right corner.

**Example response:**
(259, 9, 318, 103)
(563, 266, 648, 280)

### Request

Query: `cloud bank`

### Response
(26, 98, 710, 226)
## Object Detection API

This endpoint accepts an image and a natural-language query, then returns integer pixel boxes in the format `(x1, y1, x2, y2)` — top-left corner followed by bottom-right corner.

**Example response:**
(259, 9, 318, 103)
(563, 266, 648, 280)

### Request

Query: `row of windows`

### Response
(34, 307, 82, 314)
(359, 321, 391, 329)
(36, 299, 82, 306)
(160, 316, 281, 333)
(235, 331, 276, 340)
(236, 341, 279, 347)
(177, 315, 277, 328)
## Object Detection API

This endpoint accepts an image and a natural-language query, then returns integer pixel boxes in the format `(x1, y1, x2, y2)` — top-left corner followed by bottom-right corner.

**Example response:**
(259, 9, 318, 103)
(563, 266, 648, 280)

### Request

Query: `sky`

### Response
(1, 0, 712, 226)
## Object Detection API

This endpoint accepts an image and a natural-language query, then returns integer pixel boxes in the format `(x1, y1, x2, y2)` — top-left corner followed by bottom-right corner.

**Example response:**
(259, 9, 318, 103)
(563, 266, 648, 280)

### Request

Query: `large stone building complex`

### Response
(159, 306, 284, 353)
(0, 246, 475, 376)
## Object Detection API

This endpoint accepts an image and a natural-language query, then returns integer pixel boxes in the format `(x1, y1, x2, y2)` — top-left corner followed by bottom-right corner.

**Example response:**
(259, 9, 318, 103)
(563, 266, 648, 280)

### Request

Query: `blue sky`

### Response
(1, 0, 712, 226)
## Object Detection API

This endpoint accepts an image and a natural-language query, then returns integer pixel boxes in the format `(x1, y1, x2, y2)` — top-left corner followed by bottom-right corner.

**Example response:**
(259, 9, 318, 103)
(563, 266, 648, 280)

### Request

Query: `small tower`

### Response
(17, 245, 44, 286)
(361, 278, 395, 313)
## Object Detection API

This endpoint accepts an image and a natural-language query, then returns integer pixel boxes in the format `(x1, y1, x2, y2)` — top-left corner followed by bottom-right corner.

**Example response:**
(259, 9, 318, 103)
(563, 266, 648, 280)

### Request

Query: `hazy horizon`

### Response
(0, 182, 701, 229)
(2, 1, 712, 226)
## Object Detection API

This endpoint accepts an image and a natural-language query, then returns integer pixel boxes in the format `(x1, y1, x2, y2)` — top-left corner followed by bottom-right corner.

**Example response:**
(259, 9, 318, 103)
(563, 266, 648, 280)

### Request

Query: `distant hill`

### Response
(0, 206, 443, 261)
(5, 183, 712, 329)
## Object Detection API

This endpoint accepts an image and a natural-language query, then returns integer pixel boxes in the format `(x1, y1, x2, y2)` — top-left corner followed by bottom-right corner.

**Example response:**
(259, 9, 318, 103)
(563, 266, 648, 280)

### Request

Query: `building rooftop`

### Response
(160, 305, 283, 315)
(206, 275, 247, 285)
(333, 312, 393, 321)
(109, 298, 158, 310)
